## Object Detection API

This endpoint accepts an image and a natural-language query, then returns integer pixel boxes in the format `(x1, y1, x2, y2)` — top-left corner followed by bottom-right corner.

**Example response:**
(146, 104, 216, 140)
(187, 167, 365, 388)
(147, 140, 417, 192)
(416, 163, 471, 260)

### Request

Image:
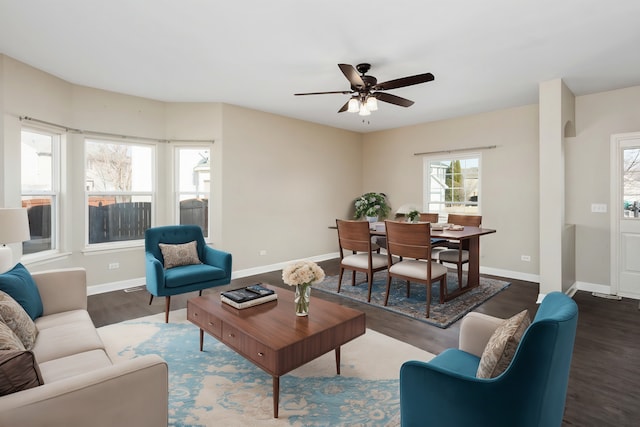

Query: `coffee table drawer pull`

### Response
(208, 321, 214, 326)
(257, 352, 264, 357)
(229, 333, 235, 338)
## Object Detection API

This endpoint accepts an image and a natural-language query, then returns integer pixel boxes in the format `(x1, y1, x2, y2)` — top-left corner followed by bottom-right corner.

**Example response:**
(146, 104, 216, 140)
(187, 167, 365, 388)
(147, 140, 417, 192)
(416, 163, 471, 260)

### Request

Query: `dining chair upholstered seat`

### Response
(336, 219, 389, 302)
(384, 220, 448, 317)
(437, 214, 482, 289)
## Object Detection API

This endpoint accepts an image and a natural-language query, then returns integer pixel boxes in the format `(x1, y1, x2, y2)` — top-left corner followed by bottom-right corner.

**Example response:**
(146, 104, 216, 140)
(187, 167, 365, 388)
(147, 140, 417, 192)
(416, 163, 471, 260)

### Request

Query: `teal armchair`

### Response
(400, 292, 578, 427)
(145, 225, 232, 322)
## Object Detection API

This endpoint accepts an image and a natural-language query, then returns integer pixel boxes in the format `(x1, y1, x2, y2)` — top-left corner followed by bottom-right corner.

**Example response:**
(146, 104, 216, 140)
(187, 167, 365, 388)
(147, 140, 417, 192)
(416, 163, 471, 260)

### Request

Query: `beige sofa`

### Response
(0, 268, 168, 427)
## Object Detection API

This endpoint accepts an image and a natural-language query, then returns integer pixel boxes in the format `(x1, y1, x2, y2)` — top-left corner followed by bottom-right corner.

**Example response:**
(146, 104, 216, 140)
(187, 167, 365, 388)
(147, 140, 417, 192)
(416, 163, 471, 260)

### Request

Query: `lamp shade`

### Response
(0, 208, 31, 244)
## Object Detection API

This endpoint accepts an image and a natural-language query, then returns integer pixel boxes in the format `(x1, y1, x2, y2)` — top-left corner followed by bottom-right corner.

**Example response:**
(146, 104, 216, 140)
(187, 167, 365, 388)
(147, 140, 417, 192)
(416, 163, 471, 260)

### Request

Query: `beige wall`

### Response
(3, 54, 640, 291)
(363, 105, 540, 278)
(566, 85, 640, 286)
(220, 104, 362, 270)
(0, 56, 362, 288)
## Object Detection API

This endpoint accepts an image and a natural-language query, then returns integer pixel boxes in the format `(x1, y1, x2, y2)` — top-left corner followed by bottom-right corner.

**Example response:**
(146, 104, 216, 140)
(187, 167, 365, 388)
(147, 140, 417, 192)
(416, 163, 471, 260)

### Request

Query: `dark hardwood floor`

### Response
(87, 259, 640, 426)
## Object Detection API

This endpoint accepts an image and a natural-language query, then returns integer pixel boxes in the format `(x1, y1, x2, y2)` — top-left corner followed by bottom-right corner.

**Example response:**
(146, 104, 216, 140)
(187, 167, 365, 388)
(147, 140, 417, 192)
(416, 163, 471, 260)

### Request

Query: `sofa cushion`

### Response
(0, 350, 43, 396)
(31, 319, 105, 364)
(34, 309, 93, 331)
(0, 291, 38, 350)
(0, 263, 43, 319)
(38, 349, 112, 383)
(0, 321, 25, 351)
(476, 309, 530, 378)
(164, 263, 227, 288)
(159, 241, 202, 269)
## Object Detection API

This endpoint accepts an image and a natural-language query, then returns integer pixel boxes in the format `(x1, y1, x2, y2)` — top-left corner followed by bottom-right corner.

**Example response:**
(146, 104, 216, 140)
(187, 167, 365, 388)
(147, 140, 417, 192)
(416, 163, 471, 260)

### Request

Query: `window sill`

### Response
(82, 241, 144, 255)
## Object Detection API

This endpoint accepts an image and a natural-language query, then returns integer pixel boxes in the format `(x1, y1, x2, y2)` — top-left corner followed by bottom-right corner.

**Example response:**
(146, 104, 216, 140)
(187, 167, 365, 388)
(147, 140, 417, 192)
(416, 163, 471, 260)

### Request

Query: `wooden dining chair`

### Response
(336, 219, 388, 302)
(418, 212, 439, 223)
(438, 214, 483, 290)
(383, 220, 448, 318)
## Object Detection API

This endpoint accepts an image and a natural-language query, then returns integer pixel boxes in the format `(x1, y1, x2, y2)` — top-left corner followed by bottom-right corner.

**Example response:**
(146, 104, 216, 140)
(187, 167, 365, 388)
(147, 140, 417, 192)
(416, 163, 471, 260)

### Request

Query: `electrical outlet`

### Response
(108, 262, 120, 270)
(521, 255, 531, 262)
(259, 250, 267, 256)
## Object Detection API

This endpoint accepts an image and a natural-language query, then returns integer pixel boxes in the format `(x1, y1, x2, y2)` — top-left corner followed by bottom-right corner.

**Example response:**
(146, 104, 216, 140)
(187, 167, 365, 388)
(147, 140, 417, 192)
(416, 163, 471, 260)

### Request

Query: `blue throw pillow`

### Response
(0, 263, 43, 320)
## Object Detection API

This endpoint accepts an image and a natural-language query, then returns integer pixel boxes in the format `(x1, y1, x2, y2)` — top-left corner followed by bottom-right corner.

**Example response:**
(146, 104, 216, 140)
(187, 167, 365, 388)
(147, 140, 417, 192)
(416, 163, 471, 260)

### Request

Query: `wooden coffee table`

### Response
(187, 285, 366, 418)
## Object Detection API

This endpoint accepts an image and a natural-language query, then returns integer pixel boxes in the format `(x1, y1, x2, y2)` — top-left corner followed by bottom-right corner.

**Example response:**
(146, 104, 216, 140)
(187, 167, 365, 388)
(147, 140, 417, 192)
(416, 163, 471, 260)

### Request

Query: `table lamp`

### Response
(0, 208, 31, 273)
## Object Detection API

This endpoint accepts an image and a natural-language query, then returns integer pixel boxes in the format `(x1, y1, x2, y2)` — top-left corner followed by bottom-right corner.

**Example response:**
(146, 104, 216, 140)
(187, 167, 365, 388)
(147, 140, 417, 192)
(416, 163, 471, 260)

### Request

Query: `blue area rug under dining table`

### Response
(314, 271, 510, 328)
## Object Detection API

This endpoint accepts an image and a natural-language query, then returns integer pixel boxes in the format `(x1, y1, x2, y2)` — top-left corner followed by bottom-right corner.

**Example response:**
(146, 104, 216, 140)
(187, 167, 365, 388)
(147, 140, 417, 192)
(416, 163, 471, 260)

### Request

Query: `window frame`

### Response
(84, 137, 156, 249)
(423, 152, 482, 220)
(20, 127, 61, 258)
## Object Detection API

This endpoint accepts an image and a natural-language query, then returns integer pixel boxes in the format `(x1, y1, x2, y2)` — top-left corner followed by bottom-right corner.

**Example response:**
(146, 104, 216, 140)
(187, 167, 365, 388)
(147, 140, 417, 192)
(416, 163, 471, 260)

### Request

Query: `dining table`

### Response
(369, 223, 496, 301)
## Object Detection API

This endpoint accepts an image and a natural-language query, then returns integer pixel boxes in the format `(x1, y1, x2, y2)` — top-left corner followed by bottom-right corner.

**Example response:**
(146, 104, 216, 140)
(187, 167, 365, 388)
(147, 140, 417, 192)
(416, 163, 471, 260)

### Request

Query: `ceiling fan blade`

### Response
(374, 72, 435, 91)
(338, 100, 350, 113)
(338, 64, 366, 88)
(295, 90, 352, 96)
(374, 92, 415, 107)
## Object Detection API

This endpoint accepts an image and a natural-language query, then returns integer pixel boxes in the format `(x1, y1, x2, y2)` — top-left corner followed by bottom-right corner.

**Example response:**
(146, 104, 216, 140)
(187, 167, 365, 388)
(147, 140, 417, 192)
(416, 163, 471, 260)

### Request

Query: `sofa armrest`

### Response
(31, 268, 87, 315)
(0, 354, 168, 427)
(459, 312, 505, 357)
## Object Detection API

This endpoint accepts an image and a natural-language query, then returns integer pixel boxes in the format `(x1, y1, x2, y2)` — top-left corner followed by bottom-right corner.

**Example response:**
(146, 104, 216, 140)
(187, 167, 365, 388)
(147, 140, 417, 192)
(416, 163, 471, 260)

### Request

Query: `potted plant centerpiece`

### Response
(354, 192, 391, 222)
(406, 209, 420, 223)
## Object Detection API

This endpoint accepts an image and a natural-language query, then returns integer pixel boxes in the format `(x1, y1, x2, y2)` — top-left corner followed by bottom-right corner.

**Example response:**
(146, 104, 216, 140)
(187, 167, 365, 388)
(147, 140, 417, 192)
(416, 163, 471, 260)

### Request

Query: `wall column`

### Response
(539, 79, 575, 299)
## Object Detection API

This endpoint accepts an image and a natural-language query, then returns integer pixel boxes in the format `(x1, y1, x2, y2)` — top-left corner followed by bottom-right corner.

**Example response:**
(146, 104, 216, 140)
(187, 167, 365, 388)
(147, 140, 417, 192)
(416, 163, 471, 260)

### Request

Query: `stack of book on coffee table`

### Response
(221, 284, 277, 309)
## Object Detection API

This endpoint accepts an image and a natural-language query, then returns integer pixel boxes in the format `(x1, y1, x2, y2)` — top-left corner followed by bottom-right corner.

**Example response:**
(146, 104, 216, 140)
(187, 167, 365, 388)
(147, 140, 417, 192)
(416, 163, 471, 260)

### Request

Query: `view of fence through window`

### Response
(21, 129, 57, 255)
(85, 139, 153, 244)
(424, 155, 480, 217)
(177, 147, 210, 237)
(623, 148, 640, 218)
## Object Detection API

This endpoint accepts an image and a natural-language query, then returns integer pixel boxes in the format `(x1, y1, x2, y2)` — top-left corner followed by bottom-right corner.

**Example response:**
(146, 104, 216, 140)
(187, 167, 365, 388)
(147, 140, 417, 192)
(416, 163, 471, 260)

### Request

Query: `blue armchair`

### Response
(400, 292, 578, 427)
(145, 225, 232, 322)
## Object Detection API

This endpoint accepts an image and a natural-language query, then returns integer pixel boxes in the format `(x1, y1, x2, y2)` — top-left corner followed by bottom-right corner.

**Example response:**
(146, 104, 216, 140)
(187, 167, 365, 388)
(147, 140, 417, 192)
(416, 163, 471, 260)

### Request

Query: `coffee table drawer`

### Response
(187, 303, 222, 338)
(222, 324, 275, 371)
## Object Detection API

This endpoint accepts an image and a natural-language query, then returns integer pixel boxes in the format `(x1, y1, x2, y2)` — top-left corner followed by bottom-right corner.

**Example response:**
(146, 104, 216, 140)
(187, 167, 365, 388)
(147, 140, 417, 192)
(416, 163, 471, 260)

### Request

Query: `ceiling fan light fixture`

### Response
(366, 96, 378, 111)
(347, 97, 360, 113)
(358, 104, 371, 116)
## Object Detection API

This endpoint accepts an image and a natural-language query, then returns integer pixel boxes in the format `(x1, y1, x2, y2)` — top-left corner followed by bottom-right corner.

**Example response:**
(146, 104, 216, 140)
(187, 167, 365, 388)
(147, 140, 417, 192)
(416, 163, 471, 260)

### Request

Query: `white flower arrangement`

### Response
(282, 260, 326, 287)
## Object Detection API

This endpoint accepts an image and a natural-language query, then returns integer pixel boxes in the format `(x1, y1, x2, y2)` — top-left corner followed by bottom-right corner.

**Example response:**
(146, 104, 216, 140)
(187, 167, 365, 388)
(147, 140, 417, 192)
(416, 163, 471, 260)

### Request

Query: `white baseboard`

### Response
(87, 277, 146, 296)
(576, 281, 611, 295)
(87, 252, 341, 295)
(479, 266, 540, 283)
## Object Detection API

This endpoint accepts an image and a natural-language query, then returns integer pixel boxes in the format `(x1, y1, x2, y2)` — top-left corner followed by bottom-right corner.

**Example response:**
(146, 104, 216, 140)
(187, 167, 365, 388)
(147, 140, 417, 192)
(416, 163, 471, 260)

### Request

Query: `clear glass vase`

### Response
(294, 283, 311, 316)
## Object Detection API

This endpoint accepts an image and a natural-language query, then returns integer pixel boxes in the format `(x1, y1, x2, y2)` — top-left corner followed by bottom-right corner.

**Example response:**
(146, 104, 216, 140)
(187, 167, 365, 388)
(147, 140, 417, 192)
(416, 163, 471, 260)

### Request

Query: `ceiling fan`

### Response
(294, 63, 435, 116)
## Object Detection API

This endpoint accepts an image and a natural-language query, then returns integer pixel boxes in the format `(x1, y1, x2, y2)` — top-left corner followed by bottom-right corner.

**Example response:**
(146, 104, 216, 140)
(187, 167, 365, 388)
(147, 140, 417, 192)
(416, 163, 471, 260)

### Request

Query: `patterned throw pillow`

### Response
(0, 291, 38, 350)
(0, 350, 44, 396)
(0, 321, 26, 351)
(476, 309, 530, 378)
(158, 241, 202, 269)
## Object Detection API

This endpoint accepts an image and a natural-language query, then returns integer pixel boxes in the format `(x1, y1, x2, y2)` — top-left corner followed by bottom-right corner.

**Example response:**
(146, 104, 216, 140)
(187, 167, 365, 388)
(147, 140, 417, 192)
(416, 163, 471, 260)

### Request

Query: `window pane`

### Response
(86, 140, 152, 192)
(21, 131, 53, 191)
(21, 130, 56, 255)
(623, 148, 640, 218)
(178, 148, 210, 194)
(22, 196, 53, 254)
(87, 195, 152, 244)
(177, 148, 210, 236)
(425, 155, 480, 216)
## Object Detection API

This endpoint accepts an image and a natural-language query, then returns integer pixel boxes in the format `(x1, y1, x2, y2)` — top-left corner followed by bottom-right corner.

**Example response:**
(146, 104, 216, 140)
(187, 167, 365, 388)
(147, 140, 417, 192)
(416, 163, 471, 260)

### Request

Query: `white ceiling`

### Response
(1, 0, 639, 133)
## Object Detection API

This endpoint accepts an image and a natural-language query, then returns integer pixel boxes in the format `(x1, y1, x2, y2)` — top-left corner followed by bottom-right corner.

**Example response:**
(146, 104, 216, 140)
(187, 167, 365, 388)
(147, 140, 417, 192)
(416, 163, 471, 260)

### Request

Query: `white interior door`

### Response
(610, 132, 640, 299)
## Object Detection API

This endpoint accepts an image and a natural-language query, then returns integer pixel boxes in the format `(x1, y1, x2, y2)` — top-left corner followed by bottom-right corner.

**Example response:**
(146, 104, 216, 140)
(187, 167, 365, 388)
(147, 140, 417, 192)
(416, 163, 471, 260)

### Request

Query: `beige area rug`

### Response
(98, 309, 434, 426)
